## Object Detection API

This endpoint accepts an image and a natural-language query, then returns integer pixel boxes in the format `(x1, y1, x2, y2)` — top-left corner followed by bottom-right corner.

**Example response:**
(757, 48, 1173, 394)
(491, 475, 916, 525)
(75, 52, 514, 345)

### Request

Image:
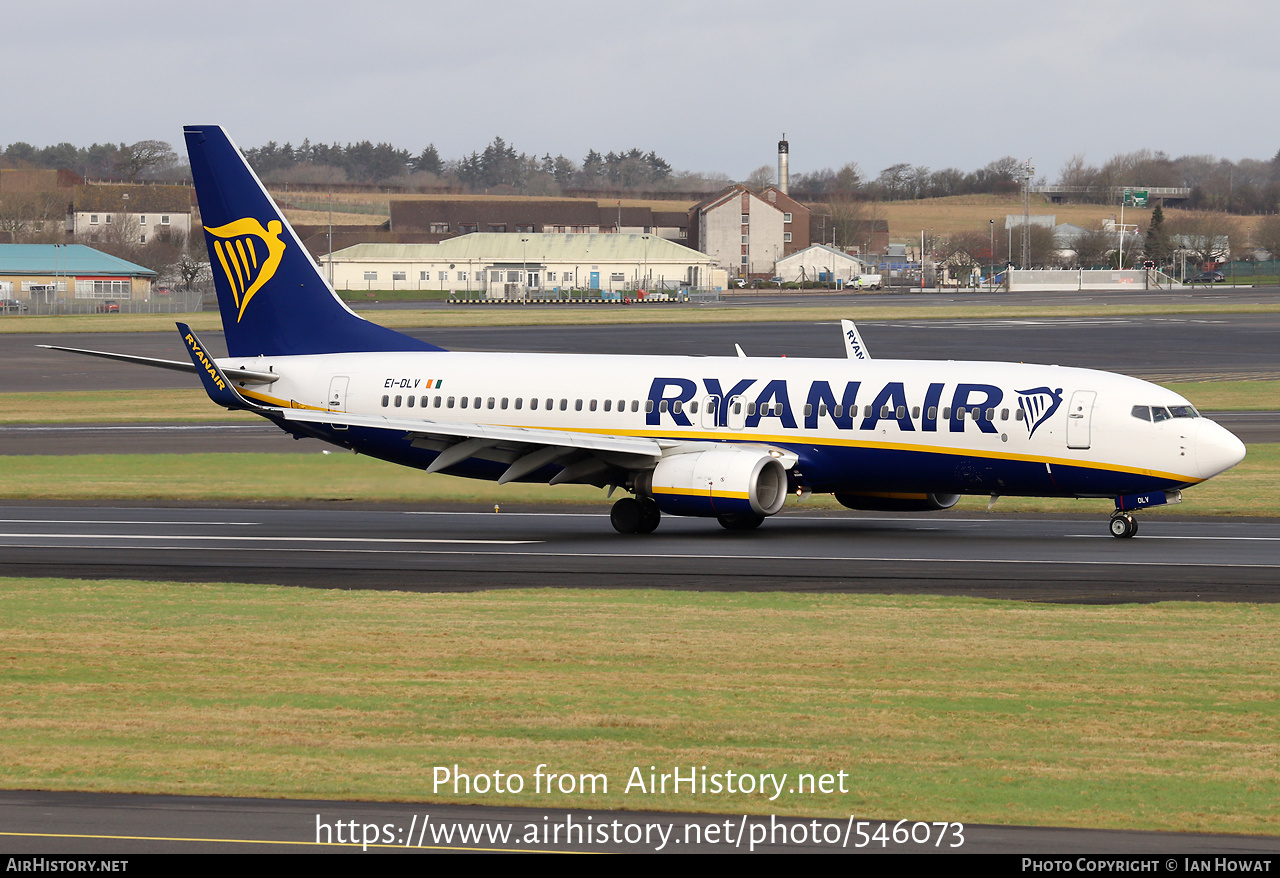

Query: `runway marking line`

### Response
(3, 541, 1279, 569)
(0, 533, 539, 545)
(0, 830, 573, 854)
(0, 519, 260, 526)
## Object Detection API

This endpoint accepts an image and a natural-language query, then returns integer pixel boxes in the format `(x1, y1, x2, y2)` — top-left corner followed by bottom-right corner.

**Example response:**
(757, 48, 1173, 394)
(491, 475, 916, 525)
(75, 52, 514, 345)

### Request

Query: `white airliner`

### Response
(43, 126, 1246, 538)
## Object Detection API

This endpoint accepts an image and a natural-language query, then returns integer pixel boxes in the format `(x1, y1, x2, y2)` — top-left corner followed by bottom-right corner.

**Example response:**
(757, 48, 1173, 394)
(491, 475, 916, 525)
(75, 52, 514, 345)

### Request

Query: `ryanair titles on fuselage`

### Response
(645, 376, 1063, 436)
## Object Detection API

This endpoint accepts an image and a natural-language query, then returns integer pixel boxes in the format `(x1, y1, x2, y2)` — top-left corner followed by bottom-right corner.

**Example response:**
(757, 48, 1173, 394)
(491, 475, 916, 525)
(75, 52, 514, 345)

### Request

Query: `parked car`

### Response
(0, 299, 28, 313)
(96, 300, 120, 313)
(1186, 271, 1225, 284)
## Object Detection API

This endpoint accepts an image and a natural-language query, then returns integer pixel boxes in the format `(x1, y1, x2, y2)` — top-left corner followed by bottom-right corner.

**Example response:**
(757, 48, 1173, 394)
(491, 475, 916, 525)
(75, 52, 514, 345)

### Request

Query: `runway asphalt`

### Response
(2, 504, 1277, 603)
(4, 789, 1279, 855)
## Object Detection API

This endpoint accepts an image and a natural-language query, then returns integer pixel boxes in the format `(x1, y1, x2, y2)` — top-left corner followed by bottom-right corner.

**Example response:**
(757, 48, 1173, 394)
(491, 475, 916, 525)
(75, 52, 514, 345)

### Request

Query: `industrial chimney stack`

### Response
(778, 134, 789, 195)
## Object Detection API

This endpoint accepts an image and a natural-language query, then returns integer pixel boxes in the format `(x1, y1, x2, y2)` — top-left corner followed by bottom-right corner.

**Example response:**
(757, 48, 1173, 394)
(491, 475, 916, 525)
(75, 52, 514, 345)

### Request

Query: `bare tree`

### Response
(744, 165, 774, 191)
(117, 140, 178, 182)
(1068, 225, 1116, 268)
(1168, 211, 1239, 265)
(935, 230, 989, 285)
(0, 191, 63, 242)
(833, 162, 863, 194)
(827, 195, 882, 252)
(1253, 214, 1280, 261)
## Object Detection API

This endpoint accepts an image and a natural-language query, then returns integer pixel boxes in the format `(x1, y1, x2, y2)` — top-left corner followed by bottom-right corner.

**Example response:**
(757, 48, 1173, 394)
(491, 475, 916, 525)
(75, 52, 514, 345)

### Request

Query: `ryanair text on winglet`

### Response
(185, 332, 226, 391)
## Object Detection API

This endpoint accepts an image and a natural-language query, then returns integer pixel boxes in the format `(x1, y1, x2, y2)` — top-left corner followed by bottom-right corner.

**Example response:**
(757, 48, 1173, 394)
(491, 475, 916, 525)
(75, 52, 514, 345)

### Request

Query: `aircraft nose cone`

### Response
(1194, 419, 1247, 480)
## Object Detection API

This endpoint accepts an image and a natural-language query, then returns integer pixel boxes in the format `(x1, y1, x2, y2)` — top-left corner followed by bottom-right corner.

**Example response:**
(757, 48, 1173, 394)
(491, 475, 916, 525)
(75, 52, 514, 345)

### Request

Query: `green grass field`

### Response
(2, 579, 1276, 832)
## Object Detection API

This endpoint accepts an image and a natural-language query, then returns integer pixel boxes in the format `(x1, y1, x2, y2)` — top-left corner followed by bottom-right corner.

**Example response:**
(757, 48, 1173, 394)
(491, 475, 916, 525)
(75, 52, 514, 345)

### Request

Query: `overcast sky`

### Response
(8, 0, 1278, 183)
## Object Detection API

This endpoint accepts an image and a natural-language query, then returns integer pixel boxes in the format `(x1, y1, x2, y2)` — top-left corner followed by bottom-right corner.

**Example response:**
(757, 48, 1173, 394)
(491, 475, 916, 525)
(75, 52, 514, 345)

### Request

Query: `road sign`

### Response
(1123, 188, 1149, 208)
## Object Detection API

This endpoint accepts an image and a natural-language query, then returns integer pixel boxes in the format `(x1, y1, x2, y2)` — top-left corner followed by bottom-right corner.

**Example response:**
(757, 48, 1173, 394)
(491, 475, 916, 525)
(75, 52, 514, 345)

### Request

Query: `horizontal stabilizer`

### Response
(37, 343, 279, 383)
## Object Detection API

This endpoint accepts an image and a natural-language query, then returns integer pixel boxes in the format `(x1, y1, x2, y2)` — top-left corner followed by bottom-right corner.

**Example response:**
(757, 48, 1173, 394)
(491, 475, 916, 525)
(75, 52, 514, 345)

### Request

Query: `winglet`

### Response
(840, 319, 872, 360)
(177, 322, 260, 411)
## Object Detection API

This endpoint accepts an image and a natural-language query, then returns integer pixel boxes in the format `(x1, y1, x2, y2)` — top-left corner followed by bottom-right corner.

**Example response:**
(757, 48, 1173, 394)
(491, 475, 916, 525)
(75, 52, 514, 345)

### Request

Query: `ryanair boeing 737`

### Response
(43, 126, 1247, 538)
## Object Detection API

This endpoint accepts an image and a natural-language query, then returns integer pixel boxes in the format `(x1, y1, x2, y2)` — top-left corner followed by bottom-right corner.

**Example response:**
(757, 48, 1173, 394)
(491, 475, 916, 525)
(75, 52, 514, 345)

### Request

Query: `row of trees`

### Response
(752, 156, 1032, 201)
(236, 136, 688, 194)
(1, 140, 181, 182)
(1056, 149, 1280, 214)
(8, 135, 1280, 211)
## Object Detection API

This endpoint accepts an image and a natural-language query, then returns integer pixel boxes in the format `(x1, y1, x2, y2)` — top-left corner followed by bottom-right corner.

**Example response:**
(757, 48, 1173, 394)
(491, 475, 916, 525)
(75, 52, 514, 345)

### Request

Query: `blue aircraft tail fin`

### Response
(183, 125, 443, 358)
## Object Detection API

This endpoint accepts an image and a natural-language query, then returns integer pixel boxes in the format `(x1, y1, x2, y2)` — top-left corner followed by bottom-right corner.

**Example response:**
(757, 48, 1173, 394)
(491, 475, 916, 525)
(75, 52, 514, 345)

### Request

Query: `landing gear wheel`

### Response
(610, 498, 642, 534)
(1109, 513, 1138, 539)
(636, 500, 661, 534)
(717, 513, 764, 531)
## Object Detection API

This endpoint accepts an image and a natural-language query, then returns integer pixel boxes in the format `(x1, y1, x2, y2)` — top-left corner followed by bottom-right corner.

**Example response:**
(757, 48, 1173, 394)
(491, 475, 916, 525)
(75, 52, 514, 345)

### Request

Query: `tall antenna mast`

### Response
(1020, 159, 1035, 269)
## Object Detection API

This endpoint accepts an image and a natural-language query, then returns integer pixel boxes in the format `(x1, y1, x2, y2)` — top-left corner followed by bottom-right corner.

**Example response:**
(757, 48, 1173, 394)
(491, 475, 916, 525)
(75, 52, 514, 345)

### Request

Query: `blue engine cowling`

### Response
(835, 492, 962, 512)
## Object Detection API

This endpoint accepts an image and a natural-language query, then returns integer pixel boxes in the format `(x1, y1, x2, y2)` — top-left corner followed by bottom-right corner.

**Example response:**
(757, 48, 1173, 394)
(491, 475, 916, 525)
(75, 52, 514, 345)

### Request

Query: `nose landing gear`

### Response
(1109, 512, 1138, 539)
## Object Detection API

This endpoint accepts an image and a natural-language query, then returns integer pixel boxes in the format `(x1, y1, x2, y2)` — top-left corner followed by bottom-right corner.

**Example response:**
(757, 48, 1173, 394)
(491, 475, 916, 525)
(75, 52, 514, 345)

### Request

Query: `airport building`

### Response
(69, 185, 194, 245)
(324, 233, 723, 295)
(774, 244, 867, 284)
(687, 185, 789, 278)
(0, 244, 157, 303)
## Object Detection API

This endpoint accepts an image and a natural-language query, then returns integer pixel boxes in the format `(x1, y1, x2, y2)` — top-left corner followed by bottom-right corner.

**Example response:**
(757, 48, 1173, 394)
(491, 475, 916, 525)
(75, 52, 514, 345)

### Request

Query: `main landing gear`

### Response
(1109, 512, 1139, 539)
(610, 497, 661, 534)
(716, 513, 764, 530)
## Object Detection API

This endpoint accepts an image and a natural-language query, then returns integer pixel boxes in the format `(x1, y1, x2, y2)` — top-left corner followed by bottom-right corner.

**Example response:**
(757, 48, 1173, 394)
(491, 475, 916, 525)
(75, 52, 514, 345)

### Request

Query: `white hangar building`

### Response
(774, 244, 867, 284)
(324, 233, 723, 296)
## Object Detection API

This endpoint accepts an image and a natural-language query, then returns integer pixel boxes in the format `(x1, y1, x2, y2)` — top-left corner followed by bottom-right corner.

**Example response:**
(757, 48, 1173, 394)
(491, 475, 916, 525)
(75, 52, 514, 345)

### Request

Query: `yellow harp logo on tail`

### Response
(205, 218, 286, 322)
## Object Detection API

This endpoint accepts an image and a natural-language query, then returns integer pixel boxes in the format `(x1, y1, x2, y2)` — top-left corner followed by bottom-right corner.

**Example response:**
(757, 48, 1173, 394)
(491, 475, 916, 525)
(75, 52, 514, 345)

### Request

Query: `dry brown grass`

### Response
(282, 209, 386, 226)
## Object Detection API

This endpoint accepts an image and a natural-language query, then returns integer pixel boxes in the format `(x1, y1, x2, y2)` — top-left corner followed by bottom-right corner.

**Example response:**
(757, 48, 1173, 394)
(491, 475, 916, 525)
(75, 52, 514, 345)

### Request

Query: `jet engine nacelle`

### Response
(636, 448, 789, 518)
(835, 492, 962, 512)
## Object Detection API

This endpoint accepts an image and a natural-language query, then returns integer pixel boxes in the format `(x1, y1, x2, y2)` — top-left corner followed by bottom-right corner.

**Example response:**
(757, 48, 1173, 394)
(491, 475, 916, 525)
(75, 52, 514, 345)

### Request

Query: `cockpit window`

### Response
(1134, 403, 1199, 422)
